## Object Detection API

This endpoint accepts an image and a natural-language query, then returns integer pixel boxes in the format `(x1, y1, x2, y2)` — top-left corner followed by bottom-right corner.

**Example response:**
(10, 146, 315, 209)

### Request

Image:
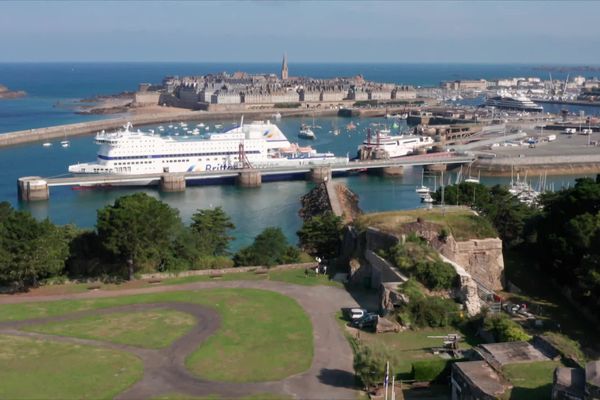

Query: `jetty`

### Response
(17, 152, 474, 201)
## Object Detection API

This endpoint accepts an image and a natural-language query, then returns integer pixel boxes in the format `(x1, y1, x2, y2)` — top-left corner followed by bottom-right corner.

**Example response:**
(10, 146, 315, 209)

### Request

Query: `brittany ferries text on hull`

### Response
(68, 120, 348, 186)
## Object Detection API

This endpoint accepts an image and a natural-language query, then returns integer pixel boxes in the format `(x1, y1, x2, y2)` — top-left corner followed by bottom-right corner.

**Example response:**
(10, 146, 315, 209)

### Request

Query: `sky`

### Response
(1, 1, 600, 63)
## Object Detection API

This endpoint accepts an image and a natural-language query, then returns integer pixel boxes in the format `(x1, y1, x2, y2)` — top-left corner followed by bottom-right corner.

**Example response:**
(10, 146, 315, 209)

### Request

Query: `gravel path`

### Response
(0, 281, 360, 399)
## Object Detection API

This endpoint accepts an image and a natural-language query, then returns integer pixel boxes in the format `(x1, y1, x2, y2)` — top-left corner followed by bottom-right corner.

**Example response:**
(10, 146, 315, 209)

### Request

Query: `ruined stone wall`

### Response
(439, 237, 504, 291)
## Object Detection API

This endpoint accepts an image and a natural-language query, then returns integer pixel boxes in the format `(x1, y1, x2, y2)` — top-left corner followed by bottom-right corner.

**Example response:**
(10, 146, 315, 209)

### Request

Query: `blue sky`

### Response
(1, 1, 600, 63)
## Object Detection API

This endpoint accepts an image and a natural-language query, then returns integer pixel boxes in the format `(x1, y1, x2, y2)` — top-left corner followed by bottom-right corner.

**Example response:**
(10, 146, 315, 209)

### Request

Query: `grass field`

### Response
(503, 361, 560, 400)
(0, 334, 143, 400)
(186, 289, 313, 382)
(0, 289, 313, 383)
(26, 308, 196, 349)
(358, 207, 497, 241)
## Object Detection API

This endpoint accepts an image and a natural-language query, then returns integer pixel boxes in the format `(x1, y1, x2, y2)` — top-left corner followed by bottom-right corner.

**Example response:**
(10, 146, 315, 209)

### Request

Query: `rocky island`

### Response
(0, 84, 26, 99)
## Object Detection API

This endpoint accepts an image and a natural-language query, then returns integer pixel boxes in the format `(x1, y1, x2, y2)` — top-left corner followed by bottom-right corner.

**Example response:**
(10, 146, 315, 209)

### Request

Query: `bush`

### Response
(233, 227, 300, 267)
(353, 343, 398, 389)
(411, 359, 451, 382)
(409, 296, 459, 328)
(542, 332, 586, 365)
(483, 314, 531, 342)
(193, 256, 235, 270)
(414, 260, 457, 290)
(274, 102, 301, 109)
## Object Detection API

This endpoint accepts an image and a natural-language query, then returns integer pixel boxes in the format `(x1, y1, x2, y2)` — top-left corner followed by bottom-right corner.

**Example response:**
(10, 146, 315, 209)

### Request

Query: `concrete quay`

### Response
(17, 152, 475, 201)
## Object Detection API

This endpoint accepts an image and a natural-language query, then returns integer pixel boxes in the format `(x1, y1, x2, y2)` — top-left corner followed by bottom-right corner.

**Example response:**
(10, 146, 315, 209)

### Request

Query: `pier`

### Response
(17, 152, 474, 201)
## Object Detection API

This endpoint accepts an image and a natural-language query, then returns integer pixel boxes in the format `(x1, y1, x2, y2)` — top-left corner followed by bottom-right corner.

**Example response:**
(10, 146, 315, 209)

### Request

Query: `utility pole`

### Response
(441, 169, 445, 213)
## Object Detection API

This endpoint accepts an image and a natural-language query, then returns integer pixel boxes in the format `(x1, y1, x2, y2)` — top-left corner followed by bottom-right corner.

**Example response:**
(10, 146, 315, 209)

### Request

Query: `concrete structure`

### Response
(236, 170, 262, 187)
(308, 166, 332, 183)
(552, 361, 600, 400)
(442, 80, 488, 91)
(17, 153, 475, 201)
(17, 176, 49, 201)
(160, 174, 186, 192)
(451, 361, 511, 400)
(477, 342, 550, 367)
(553, 367, 585, 400)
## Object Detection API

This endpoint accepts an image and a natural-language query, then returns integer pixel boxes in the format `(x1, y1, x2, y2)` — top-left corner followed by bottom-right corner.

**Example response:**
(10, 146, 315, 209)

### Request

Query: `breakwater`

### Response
(0, 108, 334, 148)
(475, 154, 600, 176)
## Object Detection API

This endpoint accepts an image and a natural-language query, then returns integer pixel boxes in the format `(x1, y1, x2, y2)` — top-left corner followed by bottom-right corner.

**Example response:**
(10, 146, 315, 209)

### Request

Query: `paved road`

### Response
(0, 280, 360, 399)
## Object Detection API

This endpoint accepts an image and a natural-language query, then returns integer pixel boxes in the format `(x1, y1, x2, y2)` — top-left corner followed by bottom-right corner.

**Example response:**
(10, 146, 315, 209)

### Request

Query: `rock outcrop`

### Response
(0, 84, 26, 99)
(299, 183, 331, 220)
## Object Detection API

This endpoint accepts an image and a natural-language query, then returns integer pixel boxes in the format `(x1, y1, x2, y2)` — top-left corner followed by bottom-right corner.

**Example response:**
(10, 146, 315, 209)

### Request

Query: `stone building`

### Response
(552, 361, 600, 400)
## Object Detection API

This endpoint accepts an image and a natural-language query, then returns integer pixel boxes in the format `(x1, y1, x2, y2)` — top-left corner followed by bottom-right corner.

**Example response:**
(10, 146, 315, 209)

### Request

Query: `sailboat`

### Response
(415, 169, 431, 194)
(464, 170, 480, 184)
(60, 129, 70, 148)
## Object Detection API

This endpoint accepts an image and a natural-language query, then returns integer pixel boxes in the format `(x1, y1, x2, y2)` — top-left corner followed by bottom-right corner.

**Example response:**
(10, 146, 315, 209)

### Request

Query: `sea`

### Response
(1, 62, 599, 250)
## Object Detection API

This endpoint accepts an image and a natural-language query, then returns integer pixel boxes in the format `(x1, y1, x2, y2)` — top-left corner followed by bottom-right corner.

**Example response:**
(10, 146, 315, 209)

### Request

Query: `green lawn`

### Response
(186, 289, 313, 382)
(358, 207, 497, 241)
(26, 308, 196, 349)
(503, 361, 560, 400)
(0, 289, 313, 383)
(0, 334, 143, 400)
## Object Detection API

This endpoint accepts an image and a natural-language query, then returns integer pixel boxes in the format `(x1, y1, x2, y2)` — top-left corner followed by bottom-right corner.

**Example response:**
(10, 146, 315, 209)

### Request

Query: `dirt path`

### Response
(0, 281, 360, 399)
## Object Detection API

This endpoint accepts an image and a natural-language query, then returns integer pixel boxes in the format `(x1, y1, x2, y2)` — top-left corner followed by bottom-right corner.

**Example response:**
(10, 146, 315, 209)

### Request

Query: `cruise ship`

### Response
(484, 92, 544, 112)
(357, 130, 434, 159)
(69, 120, 346, 184)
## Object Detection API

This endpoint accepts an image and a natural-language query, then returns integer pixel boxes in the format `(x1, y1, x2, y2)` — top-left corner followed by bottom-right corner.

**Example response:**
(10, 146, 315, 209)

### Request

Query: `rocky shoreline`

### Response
(0, 84, 26, 99)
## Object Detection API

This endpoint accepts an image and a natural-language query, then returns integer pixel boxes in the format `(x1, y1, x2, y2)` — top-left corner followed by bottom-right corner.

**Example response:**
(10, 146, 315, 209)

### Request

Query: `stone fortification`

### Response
(439, 237, 504, 291)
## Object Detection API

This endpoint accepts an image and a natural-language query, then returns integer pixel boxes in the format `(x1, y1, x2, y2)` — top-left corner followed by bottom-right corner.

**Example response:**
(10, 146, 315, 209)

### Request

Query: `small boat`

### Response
(416, 185, 430, 195)
(205, 126, 210, 130)
(168, 124, 174, 128)
(197, 123, 205, 127)
(158, 125, 164, 129)
(42, 142, 52, 147)
(215, 124, 223, 129)
(346, 122, 356, 131)
(60, 140, 70, 148)
(273, 112, 282, 121)
(333, 128, 340, 136)
(298, 124, 316, 140)
(421, 194, 434, 203)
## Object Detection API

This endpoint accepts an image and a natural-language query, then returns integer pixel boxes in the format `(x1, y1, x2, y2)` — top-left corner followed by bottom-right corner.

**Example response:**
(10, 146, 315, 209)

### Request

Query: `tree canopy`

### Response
(96, 193, 182, 279)
(233, 227, 300, 267)
(190, 207, 235, 256)
(297, 212, 343, 260)
(0, 202, 69, 289)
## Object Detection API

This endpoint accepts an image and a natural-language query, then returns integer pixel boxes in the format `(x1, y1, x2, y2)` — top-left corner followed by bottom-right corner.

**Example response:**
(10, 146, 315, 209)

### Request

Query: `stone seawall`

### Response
(476, 155, 600, 177)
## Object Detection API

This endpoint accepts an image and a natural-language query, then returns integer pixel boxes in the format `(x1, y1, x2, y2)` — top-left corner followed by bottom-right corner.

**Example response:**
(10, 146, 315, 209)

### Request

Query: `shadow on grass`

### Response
(317, 368, 357, 388)
(509, 383, 553, 400)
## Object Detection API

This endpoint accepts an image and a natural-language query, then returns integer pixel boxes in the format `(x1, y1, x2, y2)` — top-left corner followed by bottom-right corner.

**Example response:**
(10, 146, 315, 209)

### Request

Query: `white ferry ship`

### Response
(484, 92, 543, 112)
(69, 120, 345, 184)
(357, 130, 434, 158)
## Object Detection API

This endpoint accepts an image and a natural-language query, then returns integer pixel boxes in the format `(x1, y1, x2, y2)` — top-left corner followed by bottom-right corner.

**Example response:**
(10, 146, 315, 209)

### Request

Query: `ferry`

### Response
(358, 130, 434, 158)
(68, 120, 346, 185)
(484, 92, 543, 112)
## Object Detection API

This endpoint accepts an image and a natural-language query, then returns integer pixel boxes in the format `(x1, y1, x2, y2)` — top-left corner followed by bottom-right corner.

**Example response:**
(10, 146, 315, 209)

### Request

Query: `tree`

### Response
(190, 207, 235, 256)
(96, 193, 182, 279)
(297, 212, 343, 260)
(353, 344, 396, 389)
(0, 202, 69, 290)
(233, 227, 300, 267)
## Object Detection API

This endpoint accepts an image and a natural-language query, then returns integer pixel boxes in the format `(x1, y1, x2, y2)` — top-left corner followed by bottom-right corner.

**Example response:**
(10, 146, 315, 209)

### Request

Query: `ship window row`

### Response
(114, 161, 154, 166)
(99, 150, 258, 160)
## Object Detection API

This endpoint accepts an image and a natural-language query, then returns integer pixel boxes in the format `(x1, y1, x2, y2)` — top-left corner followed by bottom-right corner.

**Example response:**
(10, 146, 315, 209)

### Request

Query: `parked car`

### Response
(350, 313, 379, 330)
(341, 307, 367, 321)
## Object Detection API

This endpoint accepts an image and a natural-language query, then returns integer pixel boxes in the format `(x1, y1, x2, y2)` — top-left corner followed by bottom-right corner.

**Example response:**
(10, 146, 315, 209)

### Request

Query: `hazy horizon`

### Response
(2, 1, 600, 64)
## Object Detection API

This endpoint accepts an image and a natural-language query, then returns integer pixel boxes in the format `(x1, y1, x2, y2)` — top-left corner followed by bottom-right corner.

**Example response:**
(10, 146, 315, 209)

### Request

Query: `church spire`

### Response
(281, 53, 288, 80)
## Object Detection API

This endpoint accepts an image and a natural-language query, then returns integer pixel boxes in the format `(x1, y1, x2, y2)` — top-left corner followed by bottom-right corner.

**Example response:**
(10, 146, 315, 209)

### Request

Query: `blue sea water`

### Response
(0, 63, 598, 249)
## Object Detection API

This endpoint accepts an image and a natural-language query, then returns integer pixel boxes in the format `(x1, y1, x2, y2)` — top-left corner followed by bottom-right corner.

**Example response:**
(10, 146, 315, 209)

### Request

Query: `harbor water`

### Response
(1, 63, 598, 250)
